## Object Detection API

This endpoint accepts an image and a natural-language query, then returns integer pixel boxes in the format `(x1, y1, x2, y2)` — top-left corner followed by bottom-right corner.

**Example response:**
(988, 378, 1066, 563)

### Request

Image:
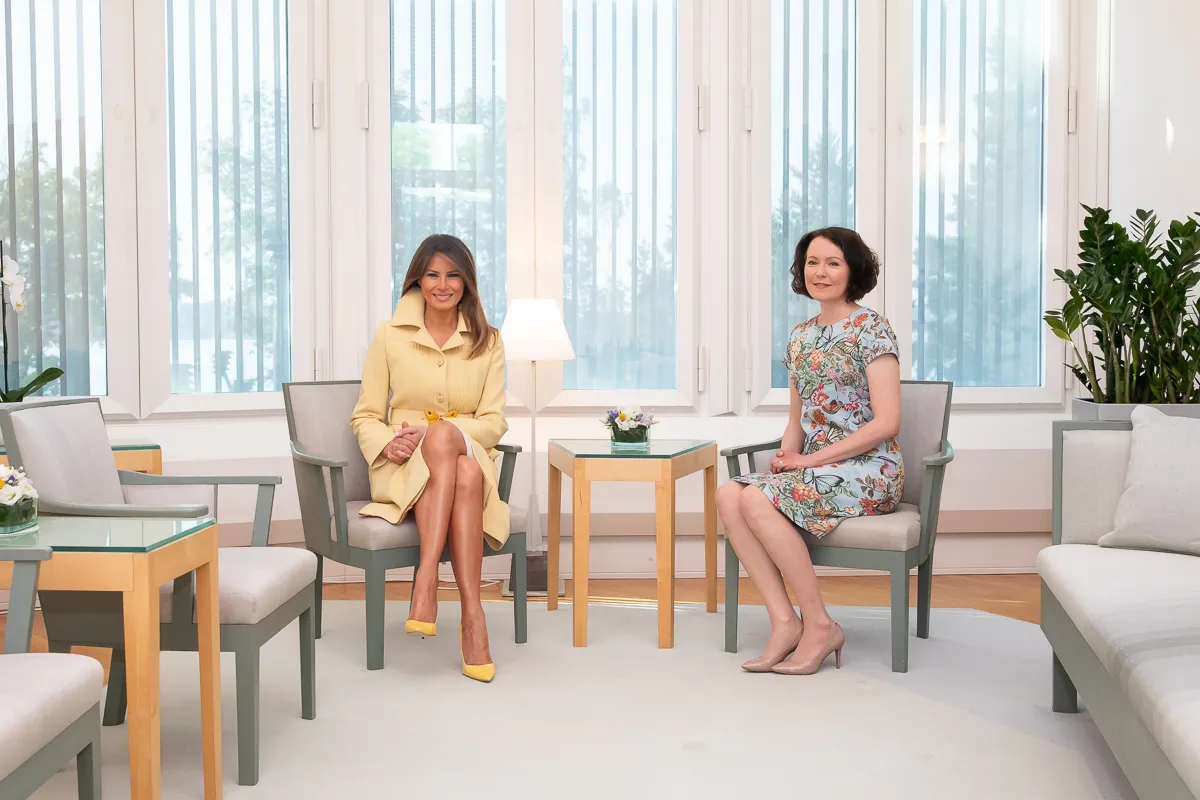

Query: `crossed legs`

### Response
(716, 482, 836, 668)
(407, 421, 492, 666)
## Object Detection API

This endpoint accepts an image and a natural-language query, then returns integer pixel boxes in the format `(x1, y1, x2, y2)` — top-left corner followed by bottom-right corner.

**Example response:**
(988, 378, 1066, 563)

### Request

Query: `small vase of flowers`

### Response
(0, 464, 38, 535)
(601, 406, 658, 451)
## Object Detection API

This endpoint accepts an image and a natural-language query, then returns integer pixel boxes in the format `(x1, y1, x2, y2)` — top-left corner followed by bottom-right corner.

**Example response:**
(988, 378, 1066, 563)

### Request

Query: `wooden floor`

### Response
(2, 574, 1039, 683)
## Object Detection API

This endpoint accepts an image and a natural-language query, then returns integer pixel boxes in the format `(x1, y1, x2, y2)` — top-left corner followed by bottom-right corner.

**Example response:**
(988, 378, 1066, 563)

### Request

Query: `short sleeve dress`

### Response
(734, 307, 905, 538)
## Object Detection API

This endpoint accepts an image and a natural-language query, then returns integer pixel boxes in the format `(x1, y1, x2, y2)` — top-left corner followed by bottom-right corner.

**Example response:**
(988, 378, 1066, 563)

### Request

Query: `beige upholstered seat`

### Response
(804, 503, 921, 551)
(0, 653, 102, 783)
(160, 547, 318, 624)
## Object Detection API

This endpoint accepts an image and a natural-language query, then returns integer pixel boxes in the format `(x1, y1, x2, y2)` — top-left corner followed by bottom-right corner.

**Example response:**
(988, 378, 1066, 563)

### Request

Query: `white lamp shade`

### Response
(500, 299, 576, 362)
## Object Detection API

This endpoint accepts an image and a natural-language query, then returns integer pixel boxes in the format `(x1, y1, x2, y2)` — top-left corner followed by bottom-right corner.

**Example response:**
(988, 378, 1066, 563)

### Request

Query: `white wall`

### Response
(1110, 0, 1200, 222)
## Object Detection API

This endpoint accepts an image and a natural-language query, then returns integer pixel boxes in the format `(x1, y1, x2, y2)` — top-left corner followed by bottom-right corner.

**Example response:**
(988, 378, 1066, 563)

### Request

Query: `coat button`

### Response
(438, 358, 444, 367)
(437, 394, 445, 403)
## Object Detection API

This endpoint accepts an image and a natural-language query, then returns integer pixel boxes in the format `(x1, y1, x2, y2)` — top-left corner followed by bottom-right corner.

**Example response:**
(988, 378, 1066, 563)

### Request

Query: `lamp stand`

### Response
(503, 359, 564, 598)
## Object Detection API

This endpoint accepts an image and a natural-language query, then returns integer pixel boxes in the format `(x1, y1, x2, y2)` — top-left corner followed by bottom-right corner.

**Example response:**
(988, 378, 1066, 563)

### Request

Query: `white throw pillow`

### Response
(1098, 405, 1200, 556)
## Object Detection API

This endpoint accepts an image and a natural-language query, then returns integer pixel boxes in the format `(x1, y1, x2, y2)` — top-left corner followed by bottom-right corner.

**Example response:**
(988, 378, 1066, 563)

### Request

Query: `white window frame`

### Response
(882, 0, 1073, 407)
(133, 0, 317, 419)
(530, 0, 701, 414)
(740, 0, 886, 413)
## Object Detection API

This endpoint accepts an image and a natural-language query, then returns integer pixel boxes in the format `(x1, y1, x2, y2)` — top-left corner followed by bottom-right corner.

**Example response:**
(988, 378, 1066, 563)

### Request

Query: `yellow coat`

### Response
(350, 289, 510, 548)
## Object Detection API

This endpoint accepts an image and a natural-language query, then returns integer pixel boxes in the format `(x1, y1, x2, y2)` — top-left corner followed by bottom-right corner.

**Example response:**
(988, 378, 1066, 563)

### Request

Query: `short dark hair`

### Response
(790, 227, 880, 303)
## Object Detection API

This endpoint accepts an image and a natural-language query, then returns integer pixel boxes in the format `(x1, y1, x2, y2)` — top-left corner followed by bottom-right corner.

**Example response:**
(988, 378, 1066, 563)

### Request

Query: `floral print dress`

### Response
(734, 308, 905, 538)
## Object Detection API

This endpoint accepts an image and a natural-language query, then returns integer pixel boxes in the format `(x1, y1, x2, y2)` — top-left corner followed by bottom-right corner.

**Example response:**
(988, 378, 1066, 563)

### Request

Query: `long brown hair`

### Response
(401, 234, 496, 360)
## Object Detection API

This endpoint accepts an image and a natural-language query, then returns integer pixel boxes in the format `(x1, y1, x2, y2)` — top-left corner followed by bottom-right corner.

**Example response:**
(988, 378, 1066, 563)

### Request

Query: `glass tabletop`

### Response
(0, 440, 160, 456)
(0, 516, 214, 553)
(549, 439, 715, 459)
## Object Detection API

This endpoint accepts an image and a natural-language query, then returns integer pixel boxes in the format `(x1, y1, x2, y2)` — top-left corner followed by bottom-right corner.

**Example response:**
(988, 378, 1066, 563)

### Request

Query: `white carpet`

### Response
(32, 600, 1135, 799)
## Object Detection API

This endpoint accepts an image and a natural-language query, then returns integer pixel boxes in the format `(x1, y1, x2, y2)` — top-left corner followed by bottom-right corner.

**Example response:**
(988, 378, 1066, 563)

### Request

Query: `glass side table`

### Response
(546, 439, 719, 648)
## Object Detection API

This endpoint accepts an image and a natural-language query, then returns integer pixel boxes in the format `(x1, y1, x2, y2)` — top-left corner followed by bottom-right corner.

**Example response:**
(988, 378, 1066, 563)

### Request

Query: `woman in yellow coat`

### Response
(351, 234, 508, 682)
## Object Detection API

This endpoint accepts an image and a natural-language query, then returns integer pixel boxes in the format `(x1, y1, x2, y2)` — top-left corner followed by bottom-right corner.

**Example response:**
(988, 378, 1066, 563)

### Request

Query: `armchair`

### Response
(0, 545, 102, 800)
(722, 380, 954, 672)
(0, 398, 316, 786)
(283, 380, 527, 671)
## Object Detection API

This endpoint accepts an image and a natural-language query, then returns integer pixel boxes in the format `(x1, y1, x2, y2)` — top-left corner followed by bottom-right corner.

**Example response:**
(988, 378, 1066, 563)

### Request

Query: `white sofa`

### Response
(1040, 421, 1200, 800)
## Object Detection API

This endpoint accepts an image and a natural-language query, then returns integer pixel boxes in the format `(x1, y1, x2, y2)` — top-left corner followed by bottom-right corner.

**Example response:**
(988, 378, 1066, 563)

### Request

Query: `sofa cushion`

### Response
(1038, 544, 1200, 797)
(160, 546, 317, 624)
(806, 503, 920, 551)
(1099, 405, 1200, 556)
(0, 653, 102, 781)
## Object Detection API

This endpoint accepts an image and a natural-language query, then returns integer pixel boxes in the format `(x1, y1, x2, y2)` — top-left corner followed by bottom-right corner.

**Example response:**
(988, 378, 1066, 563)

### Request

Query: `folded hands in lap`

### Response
(384, 422, 426, 465)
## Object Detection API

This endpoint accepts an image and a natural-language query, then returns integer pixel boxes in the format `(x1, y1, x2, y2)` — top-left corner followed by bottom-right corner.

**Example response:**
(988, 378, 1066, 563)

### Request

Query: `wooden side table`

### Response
(546, 439, 719, 648)
(0, 441, 162, 474)
(0, 517, 223, 800)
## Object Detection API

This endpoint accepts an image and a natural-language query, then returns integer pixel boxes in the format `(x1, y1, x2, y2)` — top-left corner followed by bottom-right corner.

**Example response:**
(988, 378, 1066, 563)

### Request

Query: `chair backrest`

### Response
(1053, 421, 1131, 546)
(0, 399, 124, 504)
(283, 381, 371, 502)
(897, 380, 953, 506)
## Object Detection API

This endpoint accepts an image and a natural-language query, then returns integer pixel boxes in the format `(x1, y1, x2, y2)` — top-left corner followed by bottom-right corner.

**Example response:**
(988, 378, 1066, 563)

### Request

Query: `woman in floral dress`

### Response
(716, 227, 903, 675)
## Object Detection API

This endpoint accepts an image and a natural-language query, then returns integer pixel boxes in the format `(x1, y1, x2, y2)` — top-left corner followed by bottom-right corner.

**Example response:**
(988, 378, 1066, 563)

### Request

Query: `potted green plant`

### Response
(0, 244, 63, 402)
(1044, 206, 1200, 420)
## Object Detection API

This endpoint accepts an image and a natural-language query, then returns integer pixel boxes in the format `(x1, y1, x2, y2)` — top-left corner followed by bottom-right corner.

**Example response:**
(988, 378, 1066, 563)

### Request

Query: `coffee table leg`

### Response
(196, 549, 223, 799)
(572, 462, 590, 646)
(547, 464, 562, 611)
(656, 462, 677, 648)
(704, 462, 718, 612)
(123, 558, 162, 800)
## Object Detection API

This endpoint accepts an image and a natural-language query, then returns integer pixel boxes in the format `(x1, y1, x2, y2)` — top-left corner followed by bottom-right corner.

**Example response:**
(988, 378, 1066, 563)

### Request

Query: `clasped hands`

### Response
(383, 422, 426, 465)
(769, 449, 812, 474)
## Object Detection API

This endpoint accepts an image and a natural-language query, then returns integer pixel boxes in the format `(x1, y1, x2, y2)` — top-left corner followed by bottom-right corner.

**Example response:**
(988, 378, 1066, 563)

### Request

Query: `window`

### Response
(561, 0, 678, 391)
(390, 0, 508, 327)
(0, 0, 106, 396)
(910, 0, 1047, 387)
(770, 0, 856, 389)
(165, 0, 292, 394)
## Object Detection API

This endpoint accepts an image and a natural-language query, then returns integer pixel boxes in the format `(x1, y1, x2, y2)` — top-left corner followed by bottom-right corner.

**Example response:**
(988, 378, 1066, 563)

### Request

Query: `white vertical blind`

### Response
(166, 0, 291, 394)
(0, 0, 106, 396)
(911, 0, 1046, 387)
(562, 0, 677, 391)
(390, 0, 507, 328)
(770, 0, 856, 389)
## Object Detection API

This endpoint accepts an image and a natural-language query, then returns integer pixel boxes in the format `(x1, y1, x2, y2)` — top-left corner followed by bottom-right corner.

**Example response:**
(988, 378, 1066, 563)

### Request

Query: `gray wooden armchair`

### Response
(0, 545, 102, 800)
(283, 380, 528, 671)
(722, 379, 954, 672)
(0, 398, 316, 786)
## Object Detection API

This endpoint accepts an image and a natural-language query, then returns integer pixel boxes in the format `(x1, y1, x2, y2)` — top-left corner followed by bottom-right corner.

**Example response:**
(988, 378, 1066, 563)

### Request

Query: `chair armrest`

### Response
(0, 545, 51, 563)
(924, 443, 955, 467)
(1, 545, 51, 655)
(290, 443, 348, 469)
(119, 471, 282, 486)
(497, 446, 520, 504)
(39, 497, 209, 518)
(719, 439, 783, 459)
(496, 443, 523, 455)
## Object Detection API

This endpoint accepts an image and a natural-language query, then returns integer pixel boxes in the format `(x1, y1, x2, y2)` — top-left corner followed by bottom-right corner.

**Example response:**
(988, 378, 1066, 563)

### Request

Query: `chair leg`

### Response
(103, 649, 128, 727)
(890, 566, 910, 673)
(299, 600, 317, 721)
(1052, 652, 1079, 713)
(77, 740, 100, 800)
(917, 557, 933, 640)
(513, 547, 528, 644)
(235, 646, 262, 786)
(365, 564, 386, 671)
(313, 553, 324, 639)
(724, 539, 739, 654)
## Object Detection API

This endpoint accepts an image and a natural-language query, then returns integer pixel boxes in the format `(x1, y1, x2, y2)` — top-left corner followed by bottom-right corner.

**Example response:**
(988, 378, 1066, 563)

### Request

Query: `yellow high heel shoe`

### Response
(405, 619, 437, 637)
(459, 626, 495, 683)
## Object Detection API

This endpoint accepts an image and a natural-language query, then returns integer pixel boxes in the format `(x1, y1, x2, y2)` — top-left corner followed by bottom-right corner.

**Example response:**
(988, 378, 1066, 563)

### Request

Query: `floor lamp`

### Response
(499, 299, 575, 597)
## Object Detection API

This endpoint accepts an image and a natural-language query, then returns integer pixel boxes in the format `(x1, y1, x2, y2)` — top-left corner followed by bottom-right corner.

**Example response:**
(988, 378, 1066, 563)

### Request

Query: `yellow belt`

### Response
(424, 409, 458, 423)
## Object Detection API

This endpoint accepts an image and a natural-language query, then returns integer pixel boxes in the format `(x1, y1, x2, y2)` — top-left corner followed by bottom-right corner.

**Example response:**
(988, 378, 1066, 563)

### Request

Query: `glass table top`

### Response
(0, 516, 214, 553)
(549, 439, 715, 459)
(0, 440, 160, 456)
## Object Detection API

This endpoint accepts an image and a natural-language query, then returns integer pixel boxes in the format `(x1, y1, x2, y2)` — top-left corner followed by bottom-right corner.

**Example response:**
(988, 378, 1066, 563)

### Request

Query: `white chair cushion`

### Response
(339, 501, 527, 551)
(805, 503, 921, 551)
(1038, 544, 1200, 797)
(1099, 405, 1200, 556)
(0, 653, 102, 781)
(160, 546, 317, 625)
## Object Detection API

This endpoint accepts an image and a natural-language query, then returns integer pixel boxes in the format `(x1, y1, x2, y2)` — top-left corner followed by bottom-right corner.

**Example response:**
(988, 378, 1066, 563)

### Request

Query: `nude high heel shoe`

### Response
(771, 623, 844, 675)
(741, 623, 803, 673)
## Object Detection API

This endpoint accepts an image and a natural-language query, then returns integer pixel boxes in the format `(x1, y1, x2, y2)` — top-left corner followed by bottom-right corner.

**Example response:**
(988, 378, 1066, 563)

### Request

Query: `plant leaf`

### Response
(9, 367, 64, 401)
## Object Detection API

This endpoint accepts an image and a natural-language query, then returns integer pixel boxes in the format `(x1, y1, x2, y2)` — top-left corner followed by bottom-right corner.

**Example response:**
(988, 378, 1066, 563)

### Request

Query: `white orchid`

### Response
(0, 254, 18, 278)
